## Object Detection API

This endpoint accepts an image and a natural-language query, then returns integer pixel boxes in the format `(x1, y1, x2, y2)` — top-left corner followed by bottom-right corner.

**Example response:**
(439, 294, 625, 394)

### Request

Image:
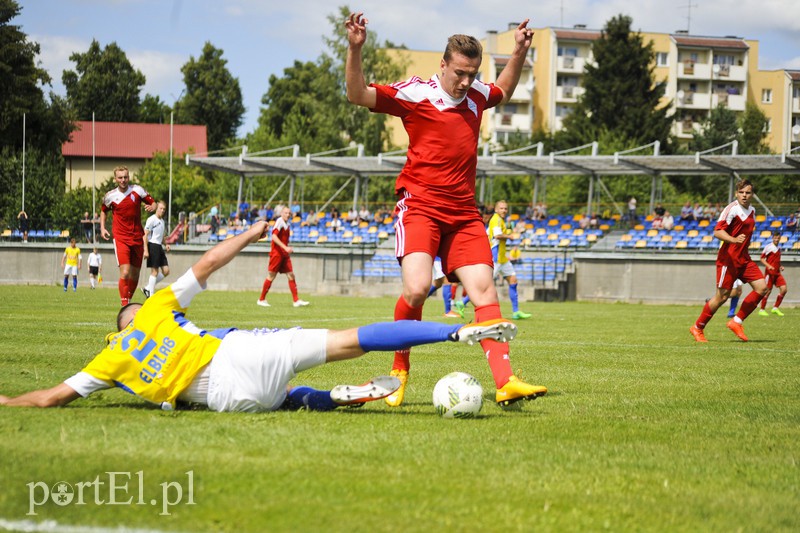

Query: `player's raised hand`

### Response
(345, 12, 368, 48)
(514, 19, 534, 49)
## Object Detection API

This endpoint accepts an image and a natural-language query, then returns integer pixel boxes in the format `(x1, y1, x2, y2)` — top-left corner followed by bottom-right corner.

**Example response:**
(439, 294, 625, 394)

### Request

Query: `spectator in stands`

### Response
(265, 204, 274, 220)
(210, 207, 220, 236)
(17, 210, 28, 243)
(302, 210, 318, 227)
(662, 211, 674, 231)
(250, 206, 259, 222)
(81, 211, 94, 242)
(291, 202, 301, 216)
(693, 202, 705, 221)
(347, 207, 359, 225)
(525, 202, 536, 220)
(785, 210, 798, 233)
(330, 211, 343, 232)
(653, 203, 665, 217)
(651, 209, 664, 229)
(537, 202, 548, 221)
(358, 205, 372, 222)
(707, 202, 721, 221)
(579, 213, 591, 230)
(680, 201, 694, 221)
(589, 213, 599, 229)
(627, 196, 638, 227)
(238, 200, 250, 223)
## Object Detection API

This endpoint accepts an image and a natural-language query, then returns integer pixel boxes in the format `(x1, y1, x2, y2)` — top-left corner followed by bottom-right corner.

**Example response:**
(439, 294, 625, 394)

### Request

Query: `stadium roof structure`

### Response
(64, 121, 208, 159)
(187, 145, 800, 215)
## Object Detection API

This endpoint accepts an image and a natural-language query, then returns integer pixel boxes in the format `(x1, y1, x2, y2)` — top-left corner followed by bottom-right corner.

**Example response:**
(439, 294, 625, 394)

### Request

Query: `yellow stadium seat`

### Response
(675, 240, 688, 249)
(2, 229, 11, 237)
(316, 235, 328, 244)
(547, 233, 559, 240)
(351, 235, 363, 244)
(535, 228, 546, 236)
(359, 221, 369, 229)
(635, 240, 647, 248)
(634, 224, 645, 231)
(599, 224, 610, 231)
(612, 214, 621, 221)
(572, 214, 583, 221)
(755, 215, 766, 222)
(647, 229, 658, 237)
(383, 216, 393, 224)
(749, 241, 761, 250)
(619, 234, 632, 242)
(217, 228, 227, 236)
(308, 229, 319, 238)
(793, 242, 800, 250)
(780, 235, 788, 244)
(522, 238, 532, 246)
(525, 223, 534, 230)
(661, 234, 672, 242)
(317, 211, 326, 219)
(292, 216, 301, 224)
(60, 230, 70, 238)
(770, 220, 782, 228)
(342, 230, 354, 239)
(558, 238, 571, 247)
(572, 228, 584, 236)
(701, 235, 713, 243)
(548, 219, 559, 226)
(698, 219, 709, 227)
(378, 231, 389, 239)
(560, 224, 572, 231)
(674, 224, 684, 231)
(645, 214, 654, 221)
(586, 234, 598, 242)
(368, 226, 378, 234)
(510, 214, 520, 221)
(687, 229, 698, 237)
(760, 230, 772, 238)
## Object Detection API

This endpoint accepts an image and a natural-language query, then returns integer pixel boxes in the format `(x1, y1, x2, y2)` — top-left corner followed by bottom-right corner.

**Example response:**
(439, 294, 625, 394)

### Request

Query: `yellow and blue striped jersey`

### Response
(487, 213, 508, 264)
(78, 270, 233, 408)
(63, 246, 81, 267)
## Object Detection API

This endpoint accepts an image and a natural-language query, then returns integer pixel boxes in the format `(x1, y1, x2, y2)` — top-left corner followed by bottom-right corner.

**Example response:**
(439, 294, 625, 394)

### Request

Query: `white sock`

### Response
(156, 273, 165, 283)
(90, 277, 96, 288)
(147, 275, 157, 294)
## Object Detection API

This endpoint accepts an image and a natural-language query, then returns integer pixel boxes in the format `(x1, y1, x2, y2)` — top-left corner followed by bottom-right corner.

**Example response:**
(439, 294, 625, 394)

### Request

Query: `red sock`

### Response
(775, 294, 784, 308)
(118, 278, 128, 306)
(260, 279, 272, 300)
(288, 279, 299, 302)
(475, 303, 513, 388)
(736, 291, 764, 321)
(695, 302, 715, 329)
(392, 296, 423, 372)
(127, 277, 137, 299)
(760, 296, 768, 310)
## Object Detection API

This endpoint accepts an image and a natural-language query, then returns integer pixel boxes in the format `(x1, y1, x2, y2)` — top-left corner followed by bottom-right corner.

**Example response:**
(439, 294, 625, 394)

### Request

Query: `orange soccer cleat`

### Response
(726, 319, 748, 342)
(689, 325, 708, 343)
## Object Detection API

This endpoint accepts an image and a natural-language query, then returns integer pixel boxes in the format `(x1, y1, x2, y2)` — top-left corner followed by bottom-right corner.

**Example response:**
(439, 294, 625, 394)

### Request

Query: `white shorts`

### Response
(493, 261, 516, 279)
(206, 328, 327, 413)
(432, 257, 445, 281)
(64, 265, 78, 276)
(732, 279, 743, 289)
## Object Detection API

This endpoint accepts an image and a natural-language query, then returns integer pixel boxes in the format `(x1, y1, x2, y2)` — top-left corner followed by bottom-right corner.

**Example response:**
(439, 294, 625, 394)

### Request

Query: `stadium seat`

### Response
(368, 226, 378, 234)
(2, 229, 11, 238)
(586, 234, 597, 242)
(558, 238, 571, 247)
(60, 230, 70, 238)
(755, 215, 766, 223)
(673, 225, 684, 231)
(749, 241, 761, 250)
(548, 219, 559, 226)
(698, 219, 710, 227)
(634, 240, 647, 248)
(760, 230, 772, 238)
(701, 235, 714, 243)
(687, 229, 698, 238)
(599, 224, 610, 231)
(308, 229, 319, 238)
(316, 235, 328, 244)
(661, 235, 673, 242)
(770, 220, 782, 228)
(572, 228, 584, 236)
(351, 235, 363, 244)
(675, 240, 688, 249)
(378, 231, 389, 239)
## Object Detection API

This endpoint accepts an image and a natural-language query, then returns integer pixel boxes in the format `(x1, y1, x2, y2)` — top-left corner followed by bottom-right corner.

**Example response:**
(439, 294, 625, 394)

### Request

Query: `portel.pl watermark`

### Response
(27, 471, 195, 516)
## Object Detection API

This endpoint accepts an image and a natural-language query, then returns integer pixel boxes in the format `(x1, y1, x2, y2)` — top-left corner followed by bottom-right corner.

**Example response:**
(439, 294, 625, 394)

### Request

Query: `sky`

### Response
(17, 0, 800, 136)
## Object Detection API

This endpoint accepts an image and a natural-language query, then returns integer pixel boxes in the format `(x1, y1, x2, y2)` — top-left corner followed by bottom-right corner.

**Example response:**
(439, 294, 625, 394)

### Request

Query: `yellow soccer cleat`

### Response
(384, 369, 408, 407)
(771, 308, 785, 317)
(495, 375, 548, 406)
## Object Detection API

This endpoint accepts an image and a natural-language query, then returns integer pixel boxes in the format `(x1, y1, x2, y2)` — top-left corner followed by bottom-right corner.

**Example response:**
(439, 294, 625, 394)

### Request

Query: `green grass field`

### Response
(0, 285, 798, 532)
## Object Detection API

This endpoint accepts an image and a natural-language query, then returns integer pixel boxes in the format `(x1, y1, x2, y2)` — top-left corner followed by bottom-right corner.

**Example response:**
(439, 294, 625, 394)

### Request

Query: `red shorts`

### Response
(715, 260, 763, 290)
(394, 192, 492, 280)
(764, 271, 786, 289)
(268, 252, 293, 274)
(114, 239, 144, 268)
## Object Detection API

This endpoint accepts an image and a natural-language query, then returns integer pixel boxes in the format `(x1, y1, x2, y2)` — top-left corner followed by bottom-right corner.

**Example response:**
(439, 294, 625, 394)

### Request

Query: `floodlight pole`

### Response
(168, 111, 174, 235)
(92, 113, 96, 242)
(21, 113, 25, 212)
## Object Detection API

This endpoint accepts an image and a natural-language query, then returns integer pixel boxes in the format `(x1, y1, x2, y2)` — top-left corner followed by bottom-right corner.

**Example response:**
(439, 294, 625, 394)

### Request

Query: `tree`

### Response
(139, 94, 172, 124)
(689, 105, 738, 153)
(738, 103, 770, 154)
(0, 0, 73, 152)
(175, 42, 244, 150)
(63, 40, 145, 122)
(559, 15, 673, 151)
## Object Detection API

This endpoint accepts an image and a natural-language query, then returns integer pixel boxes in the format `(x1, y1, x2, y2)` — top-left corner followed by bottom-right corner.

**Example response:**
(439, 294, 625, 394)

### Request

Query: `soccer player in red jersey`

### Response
(690, 179, 768, 342)
(257, 206, 310, 308)
(100, 166, 157, 306)
(758, 230, 788, 317)
(345, 12, 546, 406)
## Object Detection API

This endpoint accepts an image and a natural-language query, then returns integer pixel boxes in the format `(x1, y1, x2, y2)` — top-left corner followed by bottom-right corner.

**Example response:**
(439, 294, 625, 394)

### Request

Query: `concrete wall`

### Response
(1, 244, 797, 306)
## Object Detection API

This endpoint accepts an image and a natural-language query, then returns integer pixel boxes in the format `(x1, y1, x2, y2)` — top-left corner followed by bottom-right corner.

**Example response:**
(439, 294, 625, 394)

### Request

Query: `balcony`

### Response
(714, 92, 745, 111)
(556, 85, 584, 102)
(679, 61, 711, 79)
(713, 64, 746, 82)
(557, 55, 587, 72)
(676, 91, 710, 109)
(492, 112, 532, 132)
(676, 120, 701, 138)
(792, 97, 800, 113)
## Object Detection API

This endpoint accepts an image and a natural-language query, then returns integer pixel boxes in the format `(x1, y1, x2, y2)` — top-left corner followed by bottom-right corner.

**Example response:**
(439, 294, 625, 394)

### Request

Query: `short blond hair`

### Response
(113, 165, 129, 177)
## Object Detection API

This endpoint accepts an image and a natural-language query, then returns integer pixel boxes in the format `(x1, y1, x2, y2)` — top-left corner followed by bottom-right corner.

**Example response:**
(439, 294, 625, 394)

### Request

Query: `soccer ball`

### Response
(432, 372, 483, 418)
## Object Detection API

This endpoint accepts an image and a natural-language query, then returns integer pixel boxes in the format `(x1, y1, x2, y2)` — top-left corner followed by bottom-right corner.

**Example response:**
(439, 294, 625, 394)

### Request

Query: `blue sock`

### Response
(284, 386, 338, 411)
(442, 285, 452, 313)
(63, 277, 68, 290)
(462, 295, 470, 306)
(427, 285, 438, 297)
(728, 296, 739, 316)
(72, 277, 77, 290)
(509, 283, 519, 313)
(357, 320, 461, 352)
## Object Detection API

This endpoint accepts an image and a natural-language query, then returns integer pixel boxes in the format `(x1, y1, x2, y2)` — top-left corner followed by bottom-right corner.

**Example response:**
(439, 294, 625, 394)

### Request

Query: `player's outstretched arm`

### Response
(495, 19, 534, 104)
(345, 12, 377, 108)
(0, 383, 81, 408)
(191, 220, 269, 286)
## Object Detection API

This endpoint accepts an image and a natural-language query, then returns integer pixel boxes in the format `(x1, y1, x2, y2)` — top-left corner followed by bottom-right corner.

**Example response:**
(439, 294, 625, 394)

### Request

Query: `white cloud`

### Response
(128, 49, 187, 99)
(31, 34, 90, 93)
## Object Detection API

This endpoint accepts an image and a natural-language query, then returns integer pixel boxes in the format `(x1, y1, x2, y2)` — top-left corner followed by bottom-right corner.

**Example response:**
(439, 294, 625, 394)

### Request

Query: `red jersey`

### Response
(760, 242, 781, 270)
(715, 200, 756, 269)
(101, 185, 155, 245)
(371, 75, 503, 209)
(270, 217, 291, 258)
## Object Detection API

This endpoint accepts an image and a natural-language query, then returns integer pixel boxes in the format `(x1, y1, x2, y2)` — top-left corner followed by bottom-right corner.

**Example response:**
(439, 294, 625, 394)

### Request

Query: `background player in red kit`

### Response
(758, 230, 788, 317)
(257, 206, 310, 308)
(100, 166, 157, 306)
(345, 12, 546, 406)
(690, 179, 767, 342)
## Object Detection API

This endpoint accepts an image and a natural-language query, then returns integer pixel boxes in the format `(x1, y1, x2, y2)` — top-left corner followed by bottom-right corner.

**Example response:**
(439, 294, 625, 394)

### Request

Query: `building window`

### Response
(656, 52, 668, 67)
(762, 88, 773, 103)
(557, 47, 578, 57)
(713, 54, 735, 66)
(556, 104, 572, 117)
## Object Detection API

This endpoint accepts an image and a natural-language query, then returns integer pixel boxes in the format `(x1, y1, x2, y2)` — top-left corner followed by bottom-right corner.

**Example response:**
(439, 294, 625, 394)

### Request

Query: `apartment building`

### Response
(385, 25, 797, 154)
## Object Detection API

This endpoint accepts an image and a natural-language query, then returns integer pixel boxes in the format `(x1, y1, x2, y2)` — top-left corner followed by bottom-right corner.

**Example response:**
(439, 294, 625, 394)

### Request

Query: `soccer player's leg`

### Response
(692, 266, 733, 342)
(772, 280, 787, 316)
